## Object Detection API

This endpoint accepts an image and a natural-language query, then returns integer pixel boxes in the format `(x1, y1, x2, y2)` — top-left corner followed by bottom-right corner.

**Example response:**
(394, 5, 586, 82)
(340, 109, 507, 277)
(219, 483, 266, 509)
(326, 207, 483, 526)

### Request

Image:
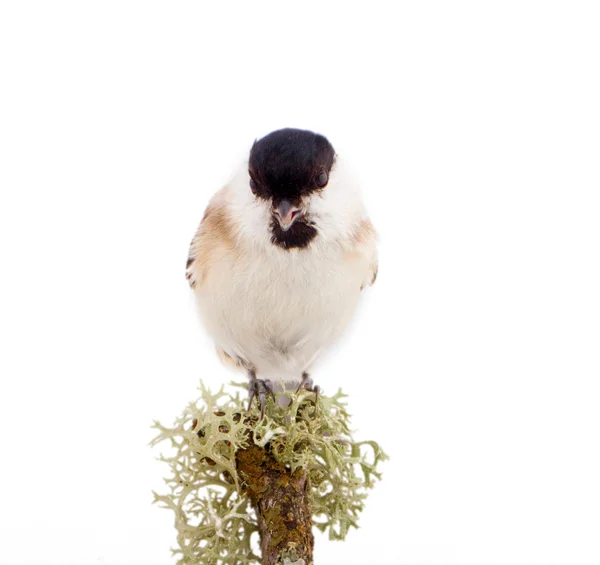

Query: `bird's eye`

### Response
(316, 171, 328, 188)
(249, 178, 259, 194)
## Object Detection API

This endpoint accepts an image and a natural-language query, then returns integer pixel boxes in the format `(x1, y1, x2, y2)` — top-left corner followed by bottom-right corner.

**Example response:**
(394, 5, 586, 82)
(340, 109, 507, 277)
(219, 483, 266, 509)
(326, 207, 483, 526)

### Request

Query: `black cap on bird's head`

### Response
(248, 128, 336, 249)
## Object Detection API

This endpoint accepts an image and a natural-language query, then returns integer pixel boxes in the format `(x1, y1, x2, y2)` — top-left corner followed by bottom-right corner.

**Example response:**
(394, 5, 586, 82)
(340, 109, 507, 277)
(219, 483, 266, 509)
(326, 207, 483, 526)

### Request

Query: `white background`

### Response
(1, 1, 599, 564)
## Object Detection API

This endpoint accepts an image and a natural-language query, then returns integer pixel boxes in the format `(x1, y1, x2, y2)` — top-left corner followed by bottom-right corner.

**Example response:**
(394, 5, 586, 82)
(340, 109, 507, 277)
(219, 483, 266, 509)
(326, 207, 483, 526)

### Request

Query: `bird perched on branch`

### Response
(186, 128, 378, 416)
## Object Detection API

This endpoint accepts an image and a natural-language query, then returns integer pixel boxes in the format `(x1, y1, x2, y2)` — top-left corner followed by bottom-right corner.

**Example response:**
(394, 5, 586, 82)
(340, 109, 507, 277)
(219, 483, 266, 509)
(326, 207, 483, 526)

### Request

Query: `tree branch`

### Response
(237, 444, 313, 565)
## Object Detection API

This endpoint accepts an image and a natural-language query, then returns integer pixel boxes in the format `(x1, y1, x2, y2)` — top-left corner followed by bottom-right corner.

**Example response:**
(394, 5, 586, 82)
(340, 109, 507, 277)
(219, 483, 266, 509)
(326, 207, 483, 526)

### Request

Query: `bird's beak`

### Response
(273, 199, 303, 231)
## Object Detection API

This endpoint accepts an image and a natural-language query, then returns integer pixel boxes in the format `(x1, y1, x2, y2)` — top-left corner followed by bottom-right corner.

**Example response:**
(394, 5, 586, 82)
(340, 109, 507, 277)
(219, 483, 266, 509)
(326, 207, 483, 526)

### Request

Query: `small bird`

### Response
(186, 128, 378, 416)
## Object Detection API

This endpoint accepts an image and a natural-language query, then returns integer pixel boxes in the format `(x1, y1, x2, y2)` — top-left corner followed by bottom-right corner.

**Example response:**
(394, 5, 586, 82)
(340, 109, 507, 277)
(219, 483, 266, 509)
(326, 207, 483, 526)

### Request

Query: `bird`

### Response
(186, 128, 378, 416)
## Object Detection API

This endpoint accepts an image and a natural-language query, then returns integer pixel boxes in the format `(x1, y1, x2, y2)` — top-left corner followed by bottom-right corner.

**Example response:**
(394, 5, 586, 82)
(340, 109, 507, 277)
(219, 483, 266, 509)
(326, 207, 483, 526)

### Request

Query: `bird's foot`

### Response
(247, 373, 275, 419)
(296, 372, 320, 404)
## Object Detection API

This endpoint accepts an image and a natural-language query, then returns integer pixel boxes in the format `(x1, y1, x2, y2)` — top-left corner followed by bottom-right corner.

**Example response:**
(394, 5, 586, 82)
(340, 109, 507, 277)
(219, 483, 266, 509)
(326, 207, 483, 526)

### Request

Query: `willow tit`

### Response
(186, 128, 378, 415)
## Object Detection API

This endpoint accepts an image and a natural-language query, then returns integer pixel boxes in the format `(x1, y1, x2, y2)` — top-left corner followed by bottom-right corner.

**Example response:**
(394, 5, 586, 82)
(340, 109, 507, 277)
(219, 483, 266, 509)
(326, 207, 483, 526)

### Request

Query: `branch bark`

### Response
(236, 444, 313, 565)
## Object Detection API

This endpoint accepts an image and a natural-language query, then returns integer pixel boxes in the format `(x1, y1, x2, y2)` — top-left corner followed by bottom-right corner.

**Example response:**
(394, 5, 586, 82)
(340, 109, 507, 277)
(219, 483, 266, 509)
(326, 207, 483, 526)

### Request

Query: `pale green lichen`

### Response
(151, 382, 387, 564)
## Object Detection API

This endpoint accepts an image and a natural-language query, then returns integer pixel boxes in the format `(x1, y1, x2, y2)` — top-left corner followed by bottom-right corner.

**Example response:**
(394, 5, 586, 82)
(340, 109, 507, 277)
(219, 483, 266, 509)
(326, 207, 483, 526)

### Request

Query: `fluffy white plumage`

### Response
(186, 133, 377, 384)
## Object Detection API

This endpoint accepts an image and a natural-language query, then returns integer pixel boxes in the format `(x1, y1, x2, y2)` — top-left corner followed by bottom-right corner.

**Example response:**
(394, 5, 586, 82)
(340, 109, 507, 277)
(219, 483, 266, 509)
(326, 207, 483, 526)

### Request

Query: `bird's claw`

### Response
(247, 374, 275, 419)
(296, 373, 320, 404)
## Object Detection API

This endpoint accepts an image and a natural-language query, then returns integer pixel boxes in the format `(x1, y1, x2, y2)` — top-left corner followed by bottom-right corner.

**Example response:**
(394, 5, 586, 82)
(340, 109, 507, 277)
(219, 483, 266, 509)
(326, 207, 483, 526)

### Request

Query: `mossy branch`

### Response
(236, 444, 313, 564)
(151, 383, 388, 564)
